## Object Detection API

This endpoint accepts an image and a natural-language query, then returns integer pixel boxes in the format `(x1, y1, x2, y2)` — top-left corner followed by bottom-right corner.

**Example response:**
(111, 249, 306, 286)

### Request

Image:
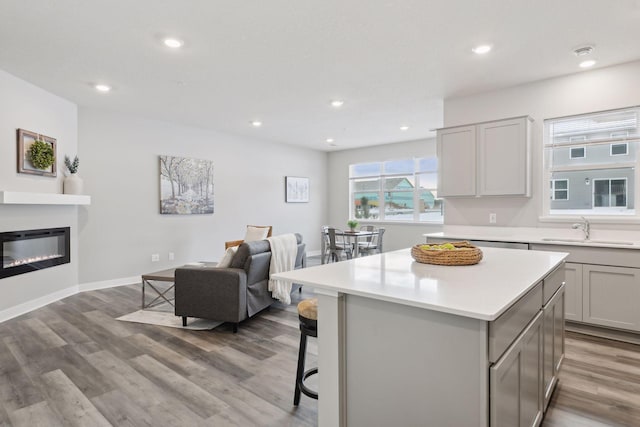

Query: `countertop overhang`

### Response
(274, 247, 567, 321)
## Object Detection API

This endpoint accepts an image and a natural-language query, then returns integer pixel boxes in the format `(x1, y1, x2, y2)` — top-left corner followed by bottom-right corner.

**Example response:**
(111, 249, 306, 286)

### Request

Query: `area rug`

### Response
(117, 310, 222, 331)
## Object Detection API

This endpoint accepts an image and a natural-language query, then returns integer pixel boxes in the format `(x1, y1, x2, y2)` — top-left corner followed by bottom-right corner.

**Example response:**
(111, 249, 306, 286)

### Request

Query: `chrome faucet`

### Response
(572, 216, 590, 240)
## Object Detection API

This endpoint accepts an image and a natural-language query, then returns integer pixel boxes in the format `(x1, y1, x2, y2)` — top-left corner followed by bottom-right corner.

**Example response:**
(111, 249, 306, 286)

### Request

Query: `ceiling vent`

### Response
(573, 46, 594, 56)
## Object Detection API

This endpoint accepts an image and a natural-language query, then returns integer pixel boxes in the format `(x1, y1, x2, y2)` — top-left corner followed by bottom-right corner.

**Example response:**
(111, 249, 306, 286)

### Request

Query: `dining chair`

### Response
(321, 225, 332, 263)
(358, 227, 385, 256)
(328, 228, 353, 262)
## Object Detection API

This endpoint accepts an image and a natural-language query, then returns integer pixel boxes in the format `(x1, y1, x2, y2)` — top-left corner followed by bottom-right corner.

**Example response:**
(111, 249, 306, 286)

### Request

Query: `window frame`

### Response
(542, 105, 639, 220)
(349, 157, 442, 224)
(610, 142, 628, 156)
(569, 146, 586, 159)
(550, 179, 569, 201)
(592, 177, 628, 209)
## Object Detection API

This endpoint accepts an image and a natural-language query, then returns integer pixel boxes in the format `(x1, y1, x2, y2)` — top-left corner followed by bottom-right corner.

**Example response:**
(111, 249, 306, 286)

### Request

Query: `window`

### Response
(593, 178, 627, 208)
(543, 106, 639, 217)
(550, 179, 569, 200)
(610, 143, 628, 156)
(569, 146, 586, 159)
(349, 157, 442, 223)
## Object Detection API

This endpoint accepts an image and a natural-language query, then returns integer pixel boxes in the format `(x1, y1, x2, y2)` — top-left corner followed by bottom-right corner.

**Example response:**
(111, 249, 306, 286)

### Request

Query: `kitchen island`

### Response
(273, 247, 568, 427)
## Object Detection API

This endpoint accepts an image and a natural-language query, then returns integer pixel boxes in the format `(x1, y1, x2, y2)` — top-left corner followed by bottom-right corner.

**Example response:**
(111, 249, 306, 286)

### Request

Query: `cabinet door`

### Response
(564, 263, 583, 322)
(477, 117, 530, 196)
(437, 125, 476, 197)
(583, 265, 640, 331)
(543, 285, 565, 411)
(491, 312, 543, 427)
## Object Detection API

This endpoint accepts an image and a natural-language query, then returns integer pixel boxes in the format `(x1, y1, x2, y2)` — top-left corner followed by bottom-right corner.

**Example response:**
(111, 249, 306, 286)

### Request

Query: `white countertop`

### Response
(425, 225, 640, 249)
(273, 247, 567, 321)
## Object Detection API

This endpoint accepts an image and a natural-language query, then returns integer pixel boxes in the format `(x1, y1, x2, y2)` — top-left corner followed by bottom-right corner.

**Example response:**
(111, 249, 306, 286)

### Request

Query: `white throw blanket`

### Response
(267, 233, 298, 305)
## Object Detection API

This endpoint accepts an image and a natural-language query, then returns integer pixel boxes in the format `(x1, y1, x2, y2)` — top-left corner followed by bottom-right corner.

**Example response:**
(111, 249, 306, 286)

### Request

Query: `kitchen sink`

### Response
(541, 237, 635, 246)
(540, 238, 584, 243)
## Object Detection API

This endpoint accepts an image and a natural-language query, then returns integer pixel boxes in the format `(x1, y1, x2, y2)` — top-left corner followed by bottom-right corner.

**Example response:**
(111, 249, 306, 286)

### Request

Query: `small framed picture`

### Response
(285, 176, 310, 203)
(17, 129, 57, 177)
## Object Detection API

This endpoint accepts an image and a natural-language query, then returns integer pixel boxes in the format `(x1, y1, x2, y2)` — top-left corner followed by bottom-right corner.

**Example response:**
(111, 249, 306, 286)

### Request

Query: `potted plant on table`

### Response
(63, 155, 83, 195)
(347, 219, 359, 232)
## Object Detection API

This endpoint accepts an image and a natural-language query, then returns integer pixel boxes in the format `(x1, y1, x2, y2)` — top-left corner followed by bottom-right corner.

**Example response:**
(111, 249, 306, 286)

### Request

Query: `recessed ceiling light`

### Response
(579, 60, 596, 68)
(95, 84, 111, 93)
(472, 44, 492, 55)
(250, 120, 262, 127)
(326, 138, 334, 143)
(331, 100, 344, 107)
(400, 125, 409, 131)
(164, 38, 184, 48)
(573, 46, 594, 57)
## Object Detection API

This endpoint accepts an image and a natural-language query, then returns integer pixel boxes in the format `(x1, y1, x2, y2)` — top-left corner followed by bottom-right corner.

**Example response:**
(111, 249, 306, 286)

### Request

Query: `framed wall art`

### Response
(160, 155, 214, 214)
(285, 176, 309, 203)
(17, 129, 57, 177)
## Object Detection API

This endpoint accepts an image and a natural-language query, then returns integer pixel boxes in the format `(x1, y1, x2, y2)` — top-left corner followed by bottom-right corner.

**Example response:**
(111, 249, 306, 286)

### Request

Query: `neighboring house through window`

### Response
(349, 157, 442, 223)
(543, 106, 639, 216)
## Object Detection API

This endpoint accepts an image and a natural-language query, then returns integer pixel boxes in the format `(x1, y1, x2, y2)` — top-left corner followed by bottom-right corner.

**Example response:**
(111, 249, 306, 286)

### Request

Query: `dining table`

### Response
(321, 229, 379, 264)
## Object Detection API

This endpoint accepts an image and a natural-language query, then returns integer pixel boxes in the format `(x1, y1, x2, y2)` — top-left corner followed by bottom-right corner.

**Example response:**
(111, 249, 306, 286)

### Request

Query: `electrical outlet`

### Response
(151, 254, 160, 262)
(168, 252, 175, 261)
(489, 213, 497, 224)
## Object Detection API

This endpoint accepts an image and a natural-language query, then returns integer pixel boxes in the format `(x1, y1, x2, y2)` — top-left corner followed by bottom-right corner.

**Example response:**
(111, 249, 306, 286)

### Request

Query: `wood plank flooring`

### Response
(0, 257, 639, 426)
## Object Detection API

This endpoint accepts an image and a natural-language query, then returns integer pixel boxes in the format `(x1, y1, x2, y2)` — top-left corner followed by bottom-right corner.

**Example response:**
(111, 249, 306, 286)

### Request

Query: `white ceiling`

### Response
(1, 0, 640, 151)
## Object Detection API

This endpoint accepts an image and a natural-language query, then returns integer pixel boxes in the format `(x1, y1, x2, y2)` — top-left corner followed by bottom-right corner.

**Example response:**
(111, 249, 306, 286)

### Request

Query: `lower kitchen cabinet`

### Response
(583, 264, 640, 331)
(563, 263, 583, 322)
(543, 285, 565, 410)
(490, 312, 544, 427)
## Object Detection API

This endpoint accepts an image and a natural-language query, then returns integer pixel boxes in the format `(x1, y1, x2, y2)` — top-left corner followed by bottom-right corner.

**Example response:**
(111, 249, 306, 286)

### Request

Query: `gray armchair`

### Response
(175, 234, 306, 332)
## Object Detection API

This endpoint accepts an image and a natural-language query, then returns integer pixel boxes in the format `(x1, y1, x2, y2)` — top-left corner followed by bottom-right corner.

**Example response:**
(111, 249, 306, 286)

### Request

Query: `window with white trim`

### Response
(610, 143, 628, 156)
(349, 157, 442, 223)
(550, 179, 569, 200)
(569, 146, 586, 159)
(543, 106, 639, 216)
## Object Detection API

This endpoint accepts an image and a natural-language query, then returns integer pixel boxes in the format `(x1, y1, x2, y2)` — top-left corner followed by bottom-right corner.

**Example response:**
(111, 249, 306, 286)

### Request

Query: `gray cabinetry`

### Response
(490, 312, 544, 427)
(437, 116, 532, 198)
(543, 285, 565, 410)
(437, 125, 476, 197)
(583, 264, 640, 331)
(563, 262, 583, 322)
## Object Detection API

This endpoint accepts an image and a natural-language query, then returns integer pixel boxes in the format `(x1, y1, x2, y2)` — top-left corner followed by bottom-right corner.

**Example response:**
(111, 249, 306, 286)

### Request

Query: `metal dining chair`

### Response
(328, 228, 353, 262)
(358, 227, 385, 256)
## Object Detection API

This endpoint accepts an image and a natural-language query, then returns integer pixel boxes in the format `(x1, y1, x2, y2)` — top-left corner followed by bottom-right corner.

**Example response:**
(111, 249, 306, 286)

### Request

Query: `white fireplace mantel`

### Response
(0, 191, 91, 205)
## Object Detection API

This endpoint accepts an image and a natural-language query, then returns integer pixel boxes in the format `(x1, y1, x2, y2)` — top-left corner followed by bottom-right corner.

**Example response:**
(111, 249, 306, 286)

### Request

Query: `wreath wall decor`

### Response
(17, 128, 57, 177)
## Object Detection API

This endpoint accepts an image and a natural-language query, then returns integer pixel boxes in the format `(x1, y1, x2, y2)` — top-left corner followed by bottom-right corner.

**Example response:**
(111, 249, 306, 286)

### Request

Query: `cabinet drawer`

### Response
(543, 264, 565, 305)
(489, 282, 543, 363)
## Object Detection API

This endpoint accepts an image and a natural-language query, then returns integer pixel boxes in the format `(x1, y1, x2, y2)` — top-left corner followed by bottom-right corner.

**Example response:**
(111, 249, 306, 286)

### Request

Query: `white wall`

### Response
(327, 139, 443, 251)
(78, 108, 327, 284)
(442, 60, 640, 229)
(0, 69, 79, 313)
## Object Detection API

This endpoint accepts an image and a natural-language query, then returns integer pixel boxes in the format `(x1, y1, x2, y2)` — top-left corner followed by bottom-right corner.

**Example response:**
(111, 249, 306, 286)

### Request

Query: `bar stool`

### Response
(294, 298, 318, 405)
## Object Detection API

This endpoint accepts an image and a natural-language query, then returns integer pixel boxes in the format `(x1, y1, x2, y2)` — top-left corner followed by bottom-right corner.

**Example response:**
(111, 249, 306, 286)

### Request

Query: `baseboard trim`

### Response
(79, 275, 140, 292)
(0, 285, 78, 323)
(566, 321, 640, 345)
(0, 275, 141, 324)
(307, 249, 321, 257)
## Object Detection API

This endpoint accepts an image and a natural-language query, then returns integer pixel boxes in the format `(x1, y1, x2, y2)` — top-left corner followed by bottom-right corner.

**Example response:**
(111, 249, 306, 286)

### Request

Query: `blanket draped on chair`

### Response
(267, 233, 298, 305)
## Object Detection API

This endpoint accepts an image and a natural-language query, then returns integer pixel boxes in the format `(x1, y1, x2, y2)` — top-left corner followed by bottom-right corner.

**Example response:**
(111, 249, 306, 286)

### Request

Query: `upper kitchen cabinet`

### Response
(437, 116, 533, 197)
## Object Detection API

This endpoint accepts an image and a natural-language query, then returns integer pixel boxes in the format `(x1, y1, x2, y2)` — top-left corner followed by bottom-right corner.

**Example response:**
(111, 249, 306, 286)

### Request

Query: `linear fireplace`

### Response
(1, 227, 70, 279)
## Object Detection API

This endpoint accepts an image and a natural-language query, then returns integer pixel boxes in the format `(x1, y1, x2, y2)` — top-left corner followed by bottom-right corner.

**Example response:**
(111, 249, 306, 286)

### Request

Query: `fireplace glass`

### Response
(1, 227, 70, 279)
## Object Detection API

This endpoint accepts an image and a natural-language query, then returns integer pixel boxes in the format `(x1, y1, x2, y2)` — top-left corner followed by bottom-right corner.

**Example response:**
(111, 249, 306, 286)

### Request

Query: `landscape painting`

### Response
(160, 155, 214, 214)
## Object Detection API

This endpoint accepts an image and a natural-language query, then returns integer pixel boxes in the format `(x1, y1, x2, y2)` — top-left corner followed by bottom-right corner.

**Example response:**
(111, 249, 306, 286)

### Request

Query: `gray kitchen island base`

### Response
(274, 248, 567, 427)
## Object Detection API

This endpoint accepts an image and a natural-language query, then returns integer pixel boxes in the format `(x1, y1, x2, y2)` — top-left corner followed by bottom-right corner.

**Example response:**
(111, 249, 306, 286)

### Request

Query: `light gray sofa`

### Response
(174, 234, 306, 332)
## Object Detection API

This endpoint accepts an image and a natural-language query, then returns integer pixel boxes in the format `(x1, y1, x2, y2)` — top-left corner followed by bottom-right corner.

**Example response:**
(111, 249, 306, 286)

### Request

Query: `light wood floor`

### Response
(0, 263, 639, 426)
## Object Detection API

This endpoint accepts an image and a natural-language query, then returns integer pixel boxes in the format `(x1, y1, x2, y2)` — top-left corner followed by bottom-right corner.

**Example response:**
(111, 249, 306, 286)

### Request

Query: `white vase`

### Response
(63, 173, 83, 195)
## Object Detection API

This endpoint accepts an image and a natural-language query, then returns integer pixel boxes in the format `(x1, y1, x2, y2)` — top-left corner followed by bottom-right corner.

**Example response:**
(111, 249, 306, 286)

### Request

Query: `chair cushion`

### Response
(297, 298, 318, 320)
(217, 246, 238, 268)
(244, 226, 270, 242)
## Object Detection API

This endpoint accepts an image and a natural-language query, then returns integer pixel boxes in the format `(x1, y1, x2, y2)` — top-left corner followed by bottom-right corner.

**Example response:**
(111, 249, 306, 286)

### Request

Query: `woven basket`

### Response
(411, 241, 483, 266)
